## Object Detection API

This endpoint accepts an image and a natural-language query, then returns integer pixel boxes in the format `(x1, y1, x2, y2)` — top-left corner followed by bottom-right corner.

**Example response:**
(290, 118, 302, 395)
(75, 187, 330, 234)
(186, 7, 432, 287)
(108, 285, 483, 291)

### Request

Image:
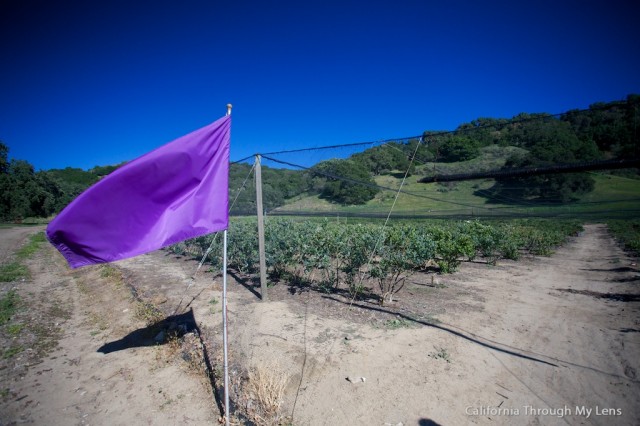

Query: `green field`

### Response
(276, 170, 640, 219)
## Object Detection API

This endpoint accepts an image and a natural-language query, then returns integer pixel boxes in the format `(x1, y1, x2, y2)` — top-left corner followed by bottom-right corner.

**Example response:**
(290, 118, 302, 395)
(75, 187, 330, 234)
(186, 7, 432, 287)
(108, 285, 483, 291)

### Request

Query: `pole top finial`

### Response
(226, 104, 233, 116)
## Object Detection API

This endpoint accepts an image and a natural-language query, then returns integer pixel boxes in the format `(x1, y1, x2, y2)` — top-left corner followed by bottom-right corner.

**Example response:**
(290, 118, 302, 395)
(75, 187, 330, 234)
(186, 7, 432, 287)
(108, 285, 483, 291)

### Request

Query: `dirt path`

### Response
(466, 224, 639, 424)
(0, 227, 218, 426)
(1, 223, 638, 425)
(0, 227, 39, 263)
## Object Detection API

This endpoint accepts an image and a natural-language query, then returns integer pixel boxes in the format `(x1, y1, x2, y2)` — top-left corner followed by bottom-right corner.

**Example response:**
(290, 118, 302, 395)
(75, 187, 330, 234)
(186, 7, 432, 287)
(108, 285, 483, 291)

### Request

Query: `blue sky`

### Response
(1, 0, 639, 171)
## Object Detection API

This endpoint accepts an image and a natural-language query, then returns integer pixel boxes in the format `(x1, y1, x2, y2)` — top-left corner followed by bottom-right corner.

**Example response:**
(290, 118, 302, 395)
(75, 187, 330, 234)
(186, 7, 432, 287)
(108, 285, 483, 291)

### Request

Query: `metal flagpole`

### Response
(223, 103, 232, 426)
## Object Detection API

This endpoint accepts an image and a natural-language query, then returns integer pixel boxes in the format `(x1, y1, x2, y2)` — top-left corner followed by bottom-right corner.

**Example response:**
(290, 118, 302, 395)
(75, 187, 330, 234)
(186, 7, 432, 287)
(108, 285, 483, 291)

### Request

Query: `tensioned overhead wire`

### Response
(376, 141, 549, 207)
(231, 155, 255, 165)
(358, 141, 549, 208)
(247, 101, 629, 159)
(260, 154, 618, 213)
(261, 151, 576, 212)
(260, 154, 494, 211)
(351, 137, 425, 305)
(189, 161, 257, 280)
(171, 161, 258, 316)
(229, 100, 635, 217)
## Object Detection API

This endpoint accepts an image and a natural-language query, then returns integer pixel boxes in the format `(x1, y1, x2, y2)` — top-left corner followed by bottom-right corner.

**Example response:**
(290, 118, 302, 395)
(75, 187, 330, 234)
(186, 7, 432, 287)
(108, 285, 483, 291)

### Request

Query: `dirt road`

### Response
(0, 227, 218, 425)
(1, 223, 638, 425)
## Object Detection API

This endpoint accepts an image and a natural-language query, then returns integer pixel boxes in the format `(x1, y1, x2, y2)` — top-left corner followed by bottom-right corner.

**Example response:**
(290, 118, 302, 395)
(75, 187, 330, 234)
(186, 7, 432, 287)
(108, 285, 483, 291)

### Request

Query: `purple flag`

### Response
(47, 115, 231, 269)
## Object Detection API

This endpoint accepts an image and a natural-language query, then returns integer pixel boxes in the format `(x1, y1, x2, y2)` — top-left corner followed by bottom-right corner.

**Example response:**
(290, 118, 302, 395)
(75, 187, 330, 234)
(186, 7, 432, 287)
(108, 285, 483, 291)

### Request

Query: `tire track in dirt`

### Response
(468, 224, 640, 425)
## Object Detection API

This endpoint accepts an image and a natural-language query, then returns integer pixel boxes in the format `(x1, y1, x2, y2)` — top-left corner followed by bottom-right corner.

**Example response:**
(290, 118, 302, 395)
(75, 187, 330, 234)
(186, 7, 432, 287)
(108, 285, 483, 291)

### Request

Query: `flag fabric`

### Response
(47, 115, 231, 269)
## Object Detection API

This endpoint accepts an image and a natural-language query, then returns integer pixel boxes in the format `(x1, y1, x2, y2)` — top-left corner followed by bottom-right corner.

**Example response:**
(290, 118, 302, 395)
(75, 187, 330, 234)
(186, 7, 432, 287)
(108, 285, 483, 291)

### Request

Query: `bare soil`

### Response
(1, 223, 638, 425)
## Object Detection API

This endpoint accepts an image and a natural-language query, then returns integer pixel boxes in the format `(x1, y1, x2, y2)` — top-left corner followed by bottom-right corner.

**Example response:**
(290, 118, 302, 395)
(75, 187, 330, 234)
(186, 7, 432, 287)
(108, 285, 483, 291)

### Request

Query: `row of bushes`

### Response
(169, 218, 582, 304)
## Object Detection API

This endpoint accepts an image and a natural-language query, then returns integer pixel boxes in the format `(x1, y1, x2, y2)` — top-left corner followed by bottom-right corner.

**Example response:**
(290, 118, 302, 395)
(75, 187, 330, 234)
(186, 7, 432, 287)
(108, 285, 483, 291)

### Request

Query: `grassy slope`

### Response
(276, 146, 640, 218)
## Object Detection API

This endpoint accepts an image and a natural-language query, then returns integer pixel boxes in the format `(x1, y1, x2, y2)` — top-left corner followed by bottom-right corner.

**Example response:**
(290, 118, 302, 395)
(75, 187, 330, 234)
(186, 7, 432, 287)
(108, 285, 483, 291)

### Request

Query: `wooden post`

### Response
(255, 155, 268, 301)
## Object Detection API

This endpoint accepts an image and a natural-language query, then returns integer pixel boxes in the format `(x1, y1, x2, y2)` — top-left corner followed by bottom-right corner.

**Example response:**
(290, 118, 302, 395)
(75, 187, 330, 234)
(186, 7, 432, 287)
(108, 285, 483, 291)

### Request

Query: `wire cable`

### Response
(260, 154, 494, 211)
(231, 155, 255, 165)
(190, 161, 257, 279)
(251, 101, 630, 159)
(352, 137, 425, 306)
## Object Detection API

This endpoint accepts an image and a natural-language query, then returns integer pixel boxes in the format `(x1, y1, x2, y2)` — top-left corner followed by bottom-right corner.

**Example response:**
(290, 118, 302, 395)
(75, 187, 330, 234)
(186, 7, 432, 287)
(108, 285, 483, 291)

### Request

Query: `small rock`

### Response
(346, 376, 366, 383)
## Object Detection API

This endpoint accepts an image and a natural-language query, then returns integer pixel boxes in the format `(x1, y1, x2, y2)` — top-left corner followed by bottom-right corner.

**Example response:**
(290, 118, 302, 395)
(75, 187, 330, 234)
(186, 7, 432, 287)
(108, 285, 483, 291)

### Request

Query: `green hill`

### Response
(274, 169, 640, 219)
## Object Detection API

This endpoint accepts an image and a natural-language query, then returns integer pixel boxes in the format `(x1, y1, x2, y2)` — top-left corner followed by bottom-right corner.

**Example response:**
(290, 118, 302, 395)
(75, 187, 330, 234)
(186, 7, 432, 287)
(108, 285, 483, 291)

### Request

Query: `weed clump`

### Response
(16, 232, 46, 260)
(135, 301, 163, 325)
(428, 347, 452, 363)
(0, 290, 20, 325)
(242, 361, 289, 425)
(0, 263, 29, 282)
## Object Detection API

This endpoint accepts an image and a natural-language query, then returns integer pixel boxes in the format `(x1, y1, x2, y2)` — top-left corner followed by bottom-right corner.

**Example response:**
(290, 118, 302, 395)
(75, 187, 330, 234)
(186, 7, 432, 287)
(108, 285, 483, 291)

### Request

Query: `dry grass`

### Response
(134, 301, 163, 325)
(99, 264, 124, 288)
(244, 361, 289, 425)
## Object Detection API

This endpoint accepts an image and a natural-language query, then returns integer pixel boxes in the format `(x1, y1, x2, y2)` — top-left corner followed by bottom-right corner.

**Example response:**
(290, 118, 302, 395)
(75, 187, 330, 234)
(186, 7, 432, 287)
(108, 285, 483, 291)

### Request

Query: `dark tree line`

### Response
(229, 163, 309, 215)
(0, 142, 118, 222)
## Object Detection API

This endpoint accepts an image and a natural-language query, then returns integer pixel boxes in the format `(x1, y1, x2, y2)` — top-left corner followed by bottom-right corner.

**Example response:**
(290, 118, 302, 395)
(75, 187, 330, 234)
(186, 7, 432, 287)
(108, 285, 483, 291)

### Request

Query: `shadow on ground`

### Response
(97, 309, 198, 354)
(97, 308, 226, 416)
